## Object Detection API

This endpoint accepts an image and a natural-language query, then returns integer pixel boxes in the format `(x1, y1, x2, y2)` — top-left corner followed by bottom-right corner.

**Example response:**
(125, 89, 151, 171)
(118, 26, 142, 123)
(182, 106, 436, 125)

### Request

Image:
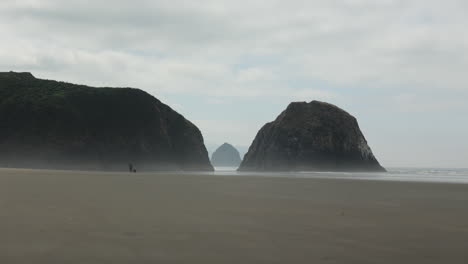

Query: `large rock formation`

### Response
(238, 101, 385, 172)
(0, 72, 213, 171)
(211, 143, 242, 167)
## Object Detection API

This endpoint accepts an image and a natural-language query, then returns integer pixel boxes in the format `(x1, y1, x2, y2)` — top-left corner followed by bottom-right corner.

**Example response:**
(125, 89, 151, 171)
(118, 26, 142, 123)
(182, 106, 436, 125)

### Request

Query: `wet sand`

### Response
(0, 168, 467, 264)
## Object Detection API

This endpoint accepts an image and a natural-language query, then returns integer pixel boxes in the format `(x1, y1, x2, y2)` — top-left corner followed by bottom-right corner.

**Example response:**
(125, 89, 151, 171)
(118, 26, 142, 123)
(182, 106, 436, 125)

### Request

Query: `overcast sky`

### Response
(1, 0, 467, 168)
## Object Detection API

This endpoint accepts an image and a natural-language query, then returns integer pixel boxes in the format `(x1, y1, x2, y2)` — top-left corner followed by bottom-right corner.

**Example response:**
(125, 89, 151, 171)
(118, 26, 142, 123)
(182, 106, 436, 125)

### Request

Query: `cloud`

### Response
(2, 0, 468, 93)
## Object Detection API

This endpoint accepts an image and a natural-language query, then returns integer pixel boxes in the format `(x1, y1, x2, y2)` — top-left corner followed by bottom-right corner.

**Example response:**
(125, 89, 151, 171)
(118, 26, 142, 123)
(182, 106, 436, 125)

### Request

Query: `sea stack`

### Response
(238, 101, 385, 172)
(0, 72, 213, 171)
(211, 143, 242, 167)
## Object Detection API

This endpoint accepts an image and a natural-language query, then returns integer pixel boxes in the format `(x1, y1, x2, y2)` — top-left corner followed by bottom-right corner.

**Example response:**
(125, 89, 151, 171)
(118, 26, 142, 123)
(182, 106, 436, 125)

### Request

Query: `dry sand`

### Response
(0, 168, 467, 264)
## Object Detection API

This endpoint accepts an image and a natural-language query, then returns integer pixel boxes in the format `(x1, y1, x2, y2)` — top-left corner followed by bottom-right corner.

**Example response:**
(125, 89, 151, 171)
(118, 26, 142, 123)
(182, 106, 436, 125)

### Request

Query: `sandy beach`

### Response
(0, 168, 467, 264)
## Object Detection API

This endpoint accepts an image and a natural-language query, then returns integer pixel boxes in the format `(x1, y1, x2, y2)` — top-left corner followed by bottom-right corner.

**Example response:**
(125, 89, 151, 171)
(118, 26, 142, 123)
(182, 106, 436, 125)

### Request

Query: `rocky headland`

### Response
(0, 72, 213, 171)
(211, 143, 242, 167)
(238, 101, 385, 172)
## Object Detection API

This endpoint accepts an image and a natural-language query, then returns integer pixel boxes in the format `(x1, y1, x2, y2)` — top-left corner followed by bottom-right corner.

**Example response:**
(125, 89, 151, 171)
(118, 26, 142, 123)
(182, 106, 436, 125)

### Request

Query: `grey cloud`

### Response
(2, 0, 468, 93)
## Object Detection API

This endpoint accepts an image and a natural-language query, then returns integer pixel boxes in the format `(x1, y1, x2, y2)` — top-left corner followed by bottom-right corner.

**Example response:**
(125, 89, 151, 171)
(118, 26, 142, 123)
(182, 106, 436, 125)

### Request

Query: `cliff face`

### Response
(238, 101, 385, 172)
(0, 72, 213, 171)
(211, 143, 242, 167)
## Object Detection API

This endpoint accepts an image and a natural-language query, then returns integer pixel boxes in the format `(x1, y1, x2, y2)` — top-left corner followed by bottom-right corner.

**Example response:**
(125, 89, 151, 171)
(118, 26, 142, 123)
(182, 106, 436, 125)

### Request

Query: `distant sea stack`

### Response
(0, 72, 213, 171)
(211, 143, 242, 167)
(238, 101, 385, 172)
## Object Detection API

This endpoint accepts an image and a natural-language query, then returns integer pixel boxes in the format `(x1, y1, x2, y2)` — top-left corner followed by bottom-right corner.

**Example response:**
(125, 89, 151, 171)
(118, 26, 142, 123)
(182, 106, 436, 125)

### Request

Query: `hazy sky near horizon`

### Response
(1, 0, 467, 167)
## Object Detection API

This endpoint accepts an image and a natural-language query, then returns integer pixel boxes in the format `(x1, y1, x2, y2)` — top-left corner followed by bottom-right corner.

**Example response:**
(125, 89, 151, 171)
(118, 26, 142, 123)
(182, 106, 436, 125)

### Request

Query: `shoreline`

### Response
(1, 167, 468, 185)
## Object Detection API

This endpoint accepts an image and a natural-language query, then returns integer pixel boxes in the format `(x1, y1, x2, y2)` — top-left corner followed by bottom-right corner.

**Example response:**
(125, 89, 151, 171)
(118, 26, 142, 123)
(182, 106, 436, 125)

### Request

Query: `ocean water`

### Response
(212, 167, 468, 184)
